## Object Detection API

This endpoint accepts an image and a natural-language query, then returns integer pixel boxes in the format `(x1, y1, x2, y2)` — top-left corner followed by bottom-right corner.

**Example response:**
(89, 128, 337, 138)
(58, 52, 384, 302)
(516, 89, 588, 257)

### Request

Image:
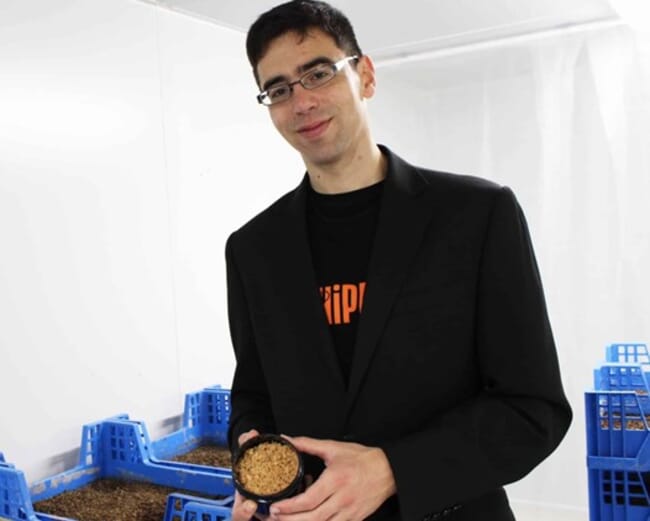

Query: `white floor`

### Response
(510, 501, 588, 521)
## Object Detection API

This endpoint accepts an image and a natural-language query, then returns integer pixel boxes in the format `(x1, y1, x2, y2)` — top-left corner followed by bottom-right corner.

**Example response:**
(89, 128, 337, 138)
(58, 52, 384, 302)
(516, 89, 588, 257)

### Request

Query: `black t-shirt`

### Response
(307, 180, 384, 386)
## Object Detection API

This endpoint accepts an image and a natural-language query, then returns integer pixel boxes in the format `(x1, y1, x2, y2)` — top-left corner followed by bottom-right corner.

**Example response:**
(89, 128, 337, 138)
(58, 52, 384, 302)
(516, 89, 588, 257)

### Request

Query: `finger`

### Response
(281, 435, 337, 460)
(231, 491, 258, 521)
(238, 429, 260, 447)
(270, 470, 335, 515)
(270, 488, 341, 521)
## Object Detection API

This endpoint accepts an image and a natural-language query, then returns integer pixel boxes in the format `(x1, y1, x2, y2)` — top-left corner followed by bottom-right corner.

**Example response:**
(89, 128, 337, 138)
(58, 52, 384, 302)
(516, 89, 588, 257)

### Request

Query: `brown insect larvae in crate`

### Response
(600, 418, 647, 430)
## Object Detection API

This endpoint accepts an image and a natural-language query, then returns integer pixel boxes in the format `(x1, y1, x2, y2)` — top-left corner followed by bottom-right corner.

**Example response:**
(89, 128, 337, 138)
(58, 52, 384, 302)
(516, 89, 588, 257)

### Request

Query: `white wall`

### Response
(0, 0, 301, 483)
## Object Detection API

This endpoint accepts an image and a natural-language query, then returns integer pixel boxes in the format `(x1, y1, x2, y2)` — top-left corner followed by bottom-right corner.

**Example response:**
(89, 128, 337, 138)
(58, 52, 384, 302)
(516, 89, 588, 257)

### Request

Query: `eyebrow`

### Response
(261, 56, 334, 91)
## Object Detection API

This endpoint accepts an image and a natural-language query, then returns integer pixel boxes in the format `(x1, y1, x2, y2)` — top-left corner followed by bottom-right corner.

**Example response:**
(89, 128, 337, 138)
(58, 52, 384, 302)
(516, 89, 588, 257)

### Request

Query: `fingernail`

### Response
(270, 506, 280, 516)
(244, 500, 256, 513)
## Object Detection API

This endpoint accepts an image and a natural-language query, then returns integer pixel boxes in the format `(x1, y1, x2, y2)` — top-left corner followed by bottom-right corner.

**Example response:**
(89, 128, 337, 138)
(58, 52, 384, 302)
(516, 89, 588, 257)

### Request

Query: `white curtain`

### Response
(372, 21, 650, 512)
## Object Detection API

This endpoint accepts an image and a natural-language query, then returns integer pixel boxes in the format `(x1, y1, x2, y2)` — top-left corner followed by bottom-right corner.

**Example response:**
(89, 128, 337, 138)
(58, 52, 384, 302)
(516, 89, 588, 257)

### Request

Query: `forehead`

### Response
(256, 29, 344, 85)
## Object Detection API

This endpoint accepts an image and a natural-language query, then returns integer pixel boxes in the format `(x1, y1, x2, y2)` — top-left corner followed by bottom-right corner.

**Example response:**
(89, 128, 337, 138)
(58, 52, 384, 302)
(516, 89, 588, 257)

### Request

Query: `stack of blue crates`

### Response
(587, 343, 650, 521)
(0, 386, 235, 521)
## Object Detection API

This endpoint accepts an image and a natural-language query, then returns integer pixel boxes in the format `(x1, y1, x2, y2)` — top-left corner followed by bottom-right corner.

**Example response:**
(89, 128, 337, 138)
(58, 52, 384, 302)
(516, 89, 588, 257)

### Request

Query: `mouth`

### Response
(297, 118, 332, 139)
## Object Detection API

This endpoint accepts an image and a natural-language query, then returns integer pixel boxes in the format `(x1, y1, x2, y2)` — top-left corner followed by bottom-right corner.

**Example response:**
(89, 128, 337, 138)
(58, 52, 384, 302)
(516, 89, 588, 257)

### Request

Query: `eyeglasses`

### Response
(257, 55, 359, 106)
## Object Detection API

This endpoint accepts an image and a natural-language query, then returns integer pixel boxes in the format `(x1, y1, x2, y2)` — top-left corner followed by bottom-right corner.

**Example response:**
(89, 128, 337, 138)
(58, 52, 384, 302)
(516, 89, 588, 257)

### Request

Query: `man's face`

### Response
(255, 29, 375, 169)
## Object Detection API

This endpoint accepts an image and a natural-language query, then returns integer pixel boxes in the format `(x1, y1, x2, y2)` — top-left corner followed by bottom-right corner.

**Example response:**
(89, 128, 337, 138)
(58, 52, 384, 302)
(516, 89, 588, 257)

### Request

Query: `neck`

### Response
(305, 140, 386, 194)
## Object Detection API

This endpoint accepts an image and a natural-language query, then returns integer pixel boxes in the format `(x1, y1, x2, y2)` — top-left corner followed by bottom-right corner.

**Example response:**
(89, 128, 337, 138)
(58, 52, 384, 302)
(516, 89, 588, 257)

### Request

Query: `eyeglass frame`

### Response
(256, 55, 360, 106)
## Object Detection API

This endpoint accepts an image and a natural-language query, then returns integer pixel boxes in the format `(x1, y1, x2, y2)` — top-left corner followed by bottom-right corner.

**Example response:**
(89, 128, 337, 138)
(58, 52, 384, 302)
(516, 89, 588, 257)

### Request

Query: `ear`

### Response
(357, 55, 377, 99)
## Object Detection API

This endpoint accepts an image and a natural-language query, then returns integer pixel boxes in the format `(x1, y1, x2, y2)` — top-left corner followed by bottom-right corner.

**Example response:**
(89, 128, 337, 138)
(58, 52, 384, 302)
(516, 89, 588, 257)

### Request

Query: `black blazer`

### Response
(225, 146, 572, 521)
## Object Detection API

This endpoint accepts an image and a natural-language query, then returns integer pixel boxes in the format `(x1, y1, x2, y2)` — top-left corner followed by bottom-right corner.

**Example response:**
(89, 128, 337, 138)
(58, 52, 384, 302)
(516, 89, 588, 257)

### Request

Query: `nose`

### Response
(290, 83, 318, 114)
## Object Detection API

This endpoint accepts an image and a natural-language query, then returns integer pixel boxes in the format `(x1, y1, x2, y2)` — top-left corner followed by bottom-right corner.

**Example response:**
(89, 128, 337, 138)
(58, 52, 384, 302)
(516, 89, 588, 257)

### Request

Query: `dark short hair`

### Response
(246, 0, 363, 85)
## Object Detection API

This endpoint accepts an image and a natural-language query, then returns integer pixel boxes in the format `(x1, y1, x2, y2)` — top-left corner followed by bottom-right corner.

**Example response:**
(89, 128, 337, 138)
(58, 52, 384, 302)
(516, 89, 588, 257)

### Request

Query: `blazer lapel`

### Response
(265, 176, 347, 394)
(344, 148, 434, 420)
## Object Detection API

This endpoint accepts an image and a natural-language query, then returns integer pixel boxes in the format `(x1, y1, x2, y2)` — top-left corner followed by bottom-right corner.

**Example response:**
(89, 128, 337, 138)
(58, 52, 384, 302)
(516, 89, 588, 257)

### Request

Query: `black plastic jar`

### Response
(232, 434, 304, 515)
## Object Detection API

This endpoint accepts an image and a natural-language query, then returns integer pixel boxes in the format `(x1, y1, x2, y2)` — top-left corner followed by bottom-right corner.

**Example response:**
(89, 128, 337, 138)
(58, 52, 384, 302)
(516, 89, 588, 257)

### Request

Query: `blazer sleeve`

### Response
(380, 186, 572, 520)
(225, 234, 276, 451)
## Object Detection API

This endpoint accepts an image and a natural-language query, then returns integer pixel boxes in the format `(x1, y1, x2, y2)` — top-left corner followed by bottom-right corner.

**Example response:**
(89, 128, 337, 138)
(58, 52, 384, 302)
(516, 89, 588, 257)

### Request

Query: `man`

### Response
(225, 1, 572, 520)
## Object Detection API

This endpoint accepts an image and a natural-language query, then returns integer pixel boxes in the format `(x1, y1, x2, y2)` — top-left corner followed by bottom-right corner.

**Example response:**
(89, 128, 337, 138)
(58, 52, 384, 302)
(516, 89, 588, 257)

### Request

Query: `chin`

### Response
(300, 142, 346, 167)
(305, 152, 340, 168)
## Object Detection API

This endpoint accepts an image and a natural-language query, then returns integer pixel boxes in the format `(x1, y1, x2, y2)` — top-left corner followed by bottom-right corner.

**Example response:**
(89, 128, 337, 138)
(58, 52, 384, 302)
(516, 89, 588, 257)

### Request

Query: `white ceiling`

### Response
(140, 0, 619, 60)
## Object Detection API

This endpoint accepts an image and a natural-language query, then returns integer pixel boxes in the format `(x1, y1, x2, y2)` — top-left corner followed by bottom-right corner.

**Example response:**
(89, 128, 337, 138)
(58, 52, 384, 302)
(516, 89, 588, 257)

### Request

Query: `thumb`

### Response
(238, 429, 260, 447)
(242, 499, 257, 515)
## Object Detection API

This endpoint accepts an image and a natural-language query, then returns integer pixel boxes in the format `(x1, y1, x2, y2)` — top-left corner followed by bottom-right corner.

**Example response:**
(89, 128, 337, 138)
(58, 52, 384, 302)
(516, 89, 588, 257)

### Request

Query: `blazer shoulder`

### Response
(381, 146, 507, 204)
(407, 164, 522, 224)
(417, 166, 503, 198)
(411, 167, 529, 240)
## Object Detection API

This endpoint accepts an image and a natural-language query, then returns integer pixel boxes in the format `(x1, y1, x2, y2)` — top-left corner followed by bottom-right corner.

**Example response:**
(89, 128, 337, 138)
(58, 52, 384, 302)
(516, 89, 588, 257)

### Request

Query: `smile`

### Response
(297, 118, 331, 139)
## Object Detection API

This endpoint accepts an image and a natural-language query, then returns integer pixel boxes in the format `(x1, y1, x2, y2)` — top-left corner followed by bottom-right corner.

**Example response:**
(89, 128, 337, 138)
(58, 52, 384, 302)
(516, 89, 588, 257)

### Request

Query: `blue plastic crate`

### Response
(0, 455, 72, 521)
(0, 455, 37, 521)
(587, 344, 650, 521)
(594, 364, 650, 418)
(595, 364, 648, 394)
(163, 492, 232, 521)
(593, 343, 650, 425)
(0, 387, 234, 521)
(152, 386, 231, 460)
(586, 390, 650, 521)
(29, 420, 233, 504)
(606, 344, 650, 365)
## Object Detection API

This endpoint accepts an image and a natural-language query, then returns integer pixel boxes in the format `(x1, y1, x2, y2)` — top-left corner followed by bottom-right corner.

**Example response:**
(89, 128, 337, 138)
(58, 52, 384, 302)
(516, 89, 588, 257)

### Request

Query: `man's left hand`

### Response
(268, 436, 396, 520)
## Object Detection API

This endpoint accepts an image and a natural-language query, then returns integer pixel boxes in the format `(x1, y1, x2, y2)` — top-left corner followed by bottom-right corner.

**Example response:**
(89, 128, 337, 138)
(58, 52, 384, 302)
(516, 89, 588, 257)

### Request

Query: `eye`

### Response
(269, 84, 290, 99)
(304, 66, 332, 84)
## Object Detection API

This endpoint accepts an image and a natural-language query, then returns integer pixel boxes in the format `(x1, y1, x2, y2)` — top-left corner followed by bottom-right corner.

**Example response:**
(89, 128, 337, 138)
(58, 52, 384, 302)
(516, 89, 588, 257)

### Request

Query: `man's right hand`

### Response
(230, 429, 262, 521)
